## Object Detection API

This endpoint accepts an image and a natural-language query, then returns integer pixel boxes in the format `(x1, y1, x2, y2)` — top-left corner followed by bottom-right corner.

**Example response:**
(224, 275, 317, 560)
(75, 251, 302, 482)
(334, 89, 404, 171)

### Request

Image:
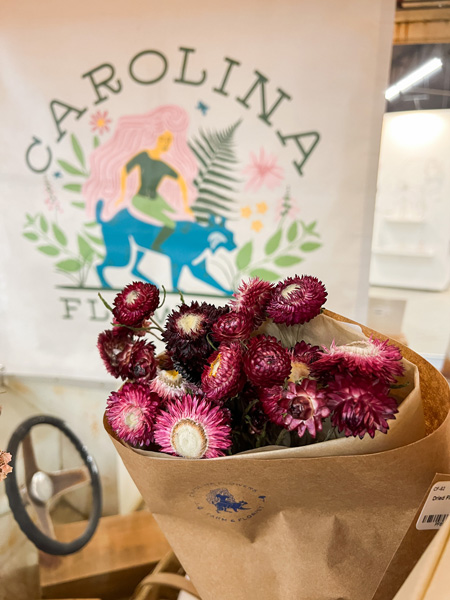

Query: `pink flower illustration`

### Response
(90, 110, 112, 135)
(243, 148, 284, 191)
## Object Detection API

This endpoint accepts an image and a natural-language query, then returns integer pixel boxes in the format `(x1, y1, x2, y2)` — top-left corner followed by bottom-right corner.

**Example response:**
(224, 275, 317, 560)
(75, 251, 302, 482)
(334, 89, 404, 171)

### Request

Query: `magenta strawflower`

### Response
(106, 382, 161, 447)
(201, 342, 246, 403)
(113, 281, 160, 327)
(311, 338, 404, 384)
(163, 301, 228, 382)
(121, 340, 157, 383)
(243, 335, 292, 387)
(149, 368, 198, 401)
(154, 395, 231, 458)
(230, 277, 274, 325)
(211, 311, 255, 342)
(97, 328, 134, 379)
(266, 275, 327, 326)
(288, 341, 322, 381)
(0, 451, 12, 481)
(260, 379, 330, 437)
(327, 374, 398, 438)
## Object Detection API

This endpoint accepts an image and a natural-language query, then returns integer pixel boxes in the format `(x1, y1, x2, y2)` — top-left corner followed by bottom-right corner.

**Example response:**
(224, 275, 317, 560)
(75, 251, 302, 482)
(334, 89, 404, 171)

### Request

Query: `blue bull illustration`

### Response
(95, 200, 236, 293)
(206, 488, 250, 514)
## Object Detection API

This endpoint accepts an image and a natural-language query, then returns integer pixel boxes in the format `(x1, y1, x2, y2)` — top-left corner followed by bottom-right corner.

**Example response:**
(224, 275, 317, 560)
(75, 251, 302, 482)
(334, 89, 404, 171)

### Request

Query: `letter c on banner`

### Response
(129, 49, 168, 85)
(25, 136, 52, 173)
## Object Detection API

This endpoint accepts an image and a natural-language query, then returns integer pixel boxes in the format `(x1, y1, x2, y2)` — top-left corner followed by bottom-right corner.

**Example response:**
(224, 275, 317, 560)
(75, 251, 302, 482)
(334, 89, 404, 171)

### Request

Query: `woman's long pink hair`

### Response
(83, 105, 198, 223)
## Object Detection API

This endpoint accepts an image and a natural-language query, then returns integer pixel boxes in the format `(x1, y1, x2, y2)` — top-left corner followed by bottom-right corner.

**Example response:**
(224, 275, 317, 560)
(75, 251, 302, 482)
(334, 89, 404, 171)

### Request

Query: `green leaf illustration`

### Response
(71, 201, 86, 209)
(63, 183, 82, 193)
(25, 213, 35, 224)
(265, 230, 282, 256)
(236, 241, 253, 270)
(93, 135, 100, 148)
(301, 220, 319, 236)
(39, 215, 48, 233)
(55, 259, 82, 272)
(85, 232, 104, 246)
(71, 134, 85, 168)
(52, 223, 67, 246)
(23, 232, 39, 241)
(190, 121, 241, 224)
(274, 255, 303, 267)
(78, 235, 94, 262)
(249, 268, 280, 282)
(300, 241, 322, 252)
(38, 245, 60, 256)
(84, 221, 99, 228)
(57, 159, 85, 177)
(287, 221, 298, 242)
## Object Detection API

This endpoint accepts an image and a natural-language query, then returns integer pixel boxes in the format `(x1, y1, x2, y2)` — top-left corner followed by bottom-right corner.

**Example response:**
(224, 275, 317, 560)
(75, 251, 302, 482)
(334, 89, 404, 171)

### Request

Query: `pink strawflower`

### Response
(266, 275, 327, 326)
(0, 451, 12, 482)
(211, 311, 255, 342)
(97, 328, 134, 379)
(288, 341, 322, 381)
(230, 277, 274, 325)
(121, 340, 157, 383)
(243, 335, 292, 387)
(311, 338, 404, 384)
(201, 342, 246, 403)
(149, 368, 197, 401)
(327, 374, 398, 439)
(106, 382, 161, 447)
(113, 281, 160, 327)
(154, 395, 231, 459)
(260, 379, 330, 438)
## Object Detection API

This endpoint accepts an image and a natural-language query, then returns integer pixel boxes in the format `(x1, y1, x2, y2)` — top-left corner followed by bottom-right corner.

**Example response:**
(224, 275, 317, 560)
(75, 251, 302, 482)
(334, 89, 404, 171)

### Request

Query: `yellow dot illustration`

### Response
(241, 206, 252, 218)
(256, 202, 268, 214)
(251, 220, 263, 232)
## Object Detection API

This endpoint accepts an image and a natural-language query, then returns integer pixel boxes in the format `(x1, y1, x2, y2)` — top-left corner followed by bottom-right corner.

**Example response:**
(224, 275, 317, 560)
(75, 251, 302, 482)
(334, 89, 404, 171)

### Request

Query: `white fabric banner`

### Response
(0, 0, 395, 379)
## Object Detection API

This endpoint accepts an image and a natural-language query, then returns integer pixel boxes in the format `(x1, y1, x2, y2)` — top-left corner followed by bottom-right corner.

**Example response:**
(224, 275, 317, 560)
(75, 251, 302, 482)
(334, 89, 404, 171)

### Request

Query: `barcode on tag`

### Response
(417, 482, 450, 530)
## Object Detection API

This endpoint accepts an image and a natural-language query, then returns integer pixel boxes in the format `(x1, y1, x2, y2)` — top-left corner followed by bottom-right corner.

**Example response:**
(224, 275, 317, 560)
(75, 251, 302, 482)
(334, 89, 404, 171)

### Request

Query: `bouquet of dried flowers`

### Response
(98, 274, 406, 459)
(0, 406, 12, 481)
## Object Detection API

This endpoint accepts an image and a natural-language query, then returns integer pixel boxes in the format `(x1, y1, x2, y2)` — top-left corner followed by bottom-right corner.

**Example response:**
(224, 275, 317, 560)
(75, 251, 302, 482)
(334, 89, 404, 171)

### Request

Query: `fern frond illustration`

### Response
(189, 121, 242, 224)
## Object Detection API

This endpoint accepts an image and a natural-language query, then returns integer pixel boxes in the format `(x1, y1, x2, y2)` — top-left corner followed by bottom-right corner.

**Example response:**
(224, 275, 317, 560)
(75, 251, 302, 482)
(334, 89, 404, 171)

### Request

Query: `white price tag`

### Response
(416, 481, 450, 530)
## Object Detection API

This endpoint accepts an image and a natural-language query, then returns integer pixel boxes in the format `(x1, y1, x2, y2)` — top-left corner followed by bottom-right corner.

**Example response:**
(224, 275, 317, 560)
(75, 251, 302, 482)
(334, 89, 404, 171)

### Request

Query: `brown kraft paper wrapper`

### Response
(105, 310, 450, 600)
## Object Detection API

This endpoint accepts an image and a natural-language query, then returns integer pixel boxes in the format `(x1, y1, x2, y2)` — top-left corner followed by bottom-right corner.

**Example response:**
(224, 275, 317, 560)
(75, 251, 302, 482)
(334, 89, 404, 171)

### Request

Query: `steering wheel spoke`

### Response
(33, 502, 56, 539)
(48, 465, 90, 498)
(22, 433, 39, 486)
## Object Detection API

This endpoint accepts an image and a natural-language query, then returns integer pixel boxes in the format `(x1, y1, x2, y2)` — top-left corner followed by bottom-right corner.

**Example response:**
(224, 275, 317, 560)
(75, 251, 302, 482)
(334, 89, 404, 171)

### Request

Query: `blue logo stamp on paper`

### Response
(190, 483, 266, 523)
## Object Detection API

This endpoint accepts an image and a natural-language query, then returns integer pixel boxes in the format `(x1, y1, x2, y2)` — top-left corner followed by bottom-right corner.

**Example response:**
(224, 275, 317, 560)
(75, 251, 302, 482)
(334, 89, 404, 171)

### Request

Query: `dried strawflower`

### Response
(106, 382, 161, 447)
(113, 281, 160, 327)
(149, 368, 196, 401)
(260, 379, 330, 437)
(266, 275, 327, 326)
(230, 277, 274, 325)
(311, 338, 404, 384)
(288, 341, 322, 382)
(121, 340, 157, 383)
(201, 342, 245, 403)
(211, 311, 255, 342)
(243, 335, 291, 387)
(327, 374, 398, 438)
(97, 328, 134, 379)
(0, 451, 12, 482)
(154, 395, 231, 458)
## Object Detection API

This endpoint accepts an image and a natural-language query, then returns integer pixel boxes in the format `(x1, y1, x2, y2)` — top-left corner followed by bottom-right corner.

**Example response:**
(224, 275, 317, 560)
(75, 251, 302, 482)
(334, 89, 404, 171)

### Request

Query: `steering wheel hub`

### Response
(30, 471, 54, 504)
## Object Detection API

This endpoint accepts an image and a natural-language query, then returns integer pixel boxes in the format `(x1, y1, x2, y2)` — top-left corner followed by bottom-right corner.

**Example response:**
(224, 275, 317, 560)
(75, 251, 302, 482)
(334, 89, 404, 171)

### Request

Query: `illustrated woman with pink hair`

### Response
(84, 105, 197, 248)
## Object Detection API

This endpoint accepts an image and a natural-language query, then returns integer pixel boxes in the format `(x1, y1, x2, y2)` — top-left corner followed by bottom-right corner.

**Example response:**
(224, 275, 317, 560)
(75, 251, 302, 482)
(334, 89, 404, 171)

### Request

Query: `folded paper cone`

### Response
(105, 310, 450, 600)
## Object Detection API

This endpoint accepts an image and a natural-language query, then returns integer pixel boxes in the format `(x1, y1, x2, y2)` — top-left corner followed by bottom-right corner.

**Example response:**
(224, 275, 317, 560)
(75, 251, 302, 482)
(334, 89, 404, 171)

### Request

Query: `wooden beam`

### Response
(395, 8, 450, 44)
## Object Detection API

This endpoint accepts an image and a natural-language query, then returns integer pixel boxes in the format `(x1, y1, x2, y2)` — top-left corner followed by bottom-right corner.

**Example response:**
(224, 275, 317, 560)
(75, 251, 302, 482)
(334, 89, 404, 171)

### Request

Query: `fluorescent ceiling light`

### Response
(385, 58, 443, 101)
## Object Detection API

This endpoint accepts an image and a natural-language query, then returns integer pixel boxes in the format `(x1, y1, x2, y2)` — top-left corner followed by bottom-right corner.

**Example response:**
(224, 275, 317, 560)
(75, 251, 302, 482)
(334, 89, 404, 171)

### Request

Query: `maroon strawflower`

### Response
(266, 275, 327, 326)
(113, 281, 160, 327)
(106, 382, 161, 447)
(154, 395, 232, 458)
(311, 338, 404, 384)
(260, 379, 330, 437)
(121, 340, 157, 383)
(149, 368, 198, 401)
(327, 374, 398, 439)
(201, 342, 246, 403)
(97, 328, 134, 379)
(211, 311, 255, 342)
(230, 277, 274, 325)
(243, 335, 292, 387)
(162, 301, 228, 381)
(288, 341, 322, 381)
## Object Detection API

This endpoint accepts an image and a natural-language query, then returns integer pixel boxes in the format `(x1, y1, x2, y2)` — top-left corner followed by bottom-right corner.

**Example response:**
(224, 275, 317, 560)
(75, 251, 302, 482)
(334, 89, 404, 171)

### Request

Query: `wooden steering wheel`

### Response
(5, 415, 102, 555)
